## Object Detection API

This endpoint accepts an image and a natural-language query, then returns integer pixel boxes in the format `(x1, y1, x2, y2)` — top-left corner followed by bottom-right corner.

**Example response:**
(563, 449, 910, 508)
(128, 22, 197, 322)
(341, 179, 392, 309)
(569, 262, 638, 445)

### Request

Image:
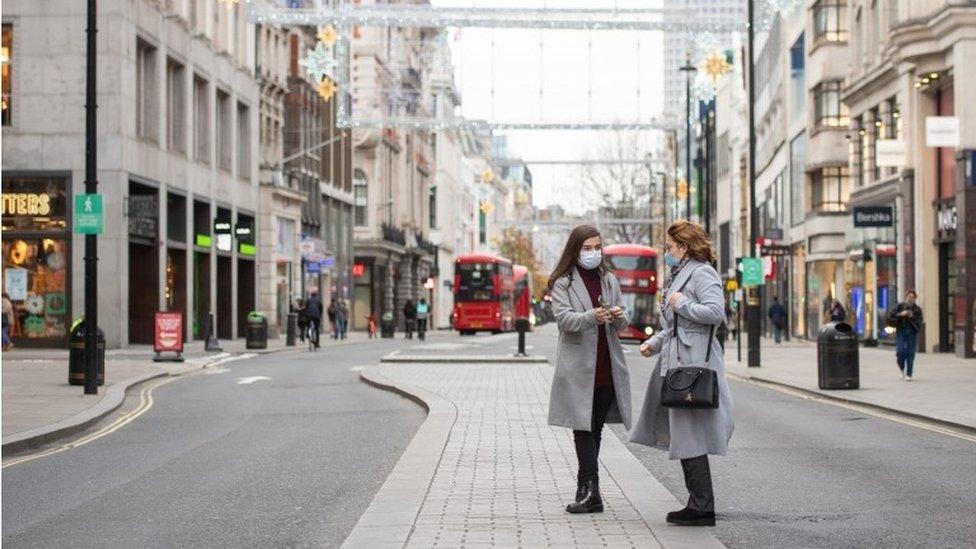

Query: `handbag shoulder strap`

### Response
(671, 267, 716, 365)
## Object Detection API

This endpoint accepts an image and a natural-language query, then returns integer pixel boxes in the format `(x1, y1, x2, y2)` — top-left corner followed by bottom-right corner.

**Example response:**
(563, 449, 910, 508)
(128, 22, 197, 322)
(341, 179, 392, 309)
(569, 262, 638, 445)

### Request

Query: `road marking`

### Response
(729, 373, 976, 444)
(236, 375, 271, 385)
(3, 353, 258, 469)
(349, 366, 365, 372)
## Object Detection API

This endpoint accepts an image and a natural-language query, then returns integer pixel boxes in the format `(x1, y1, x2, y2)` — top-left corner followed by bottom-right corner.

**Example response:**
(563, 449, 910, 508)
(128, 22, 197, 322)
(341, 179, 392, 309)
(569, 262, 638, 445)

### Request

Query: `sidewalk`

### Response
(723, 337, 976, 431)
(348, 357, 724, 549)
(1, 332, 370, 454)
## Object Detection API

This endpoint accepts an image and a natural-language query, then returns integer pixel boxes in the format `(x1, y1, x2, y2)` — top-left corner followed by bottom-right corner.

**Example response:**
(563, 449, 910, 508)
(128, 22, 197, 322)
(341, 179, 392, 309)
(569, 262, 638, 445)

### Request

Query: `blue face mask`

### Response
(664, 252, 680, 267)
(578, 250, 602, 270)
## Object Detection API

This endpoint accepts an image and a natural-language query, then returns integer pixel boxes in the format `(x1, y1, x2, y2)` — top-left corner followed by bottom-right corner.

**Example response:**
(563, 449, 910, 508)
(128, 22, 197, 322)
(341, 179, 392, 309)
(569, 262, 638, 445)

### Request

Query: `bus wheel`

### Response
(460, 330, 474, 336)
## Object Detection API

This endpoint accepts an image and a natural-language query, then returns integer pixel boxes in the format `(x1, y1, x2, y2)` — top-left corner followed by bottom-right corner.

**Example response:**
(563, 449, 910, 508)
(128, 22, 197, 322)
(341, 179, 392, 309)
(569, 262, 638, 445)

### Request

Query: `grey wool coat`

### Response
(547, 267, 633, 432)
(629, 260, 735, 460)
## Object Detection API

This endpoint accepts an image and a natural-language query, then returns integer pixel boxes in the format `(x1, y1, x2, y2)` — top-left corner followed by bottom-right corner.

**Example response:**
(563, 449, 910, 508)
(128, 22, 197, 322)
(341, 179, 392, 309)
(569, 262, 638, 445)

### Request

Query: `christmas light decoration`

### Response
(317, 25, 339, 46)
(298, 41, 336, 84)
(317, 77, 338, 102)
(700, 51, 732, 84)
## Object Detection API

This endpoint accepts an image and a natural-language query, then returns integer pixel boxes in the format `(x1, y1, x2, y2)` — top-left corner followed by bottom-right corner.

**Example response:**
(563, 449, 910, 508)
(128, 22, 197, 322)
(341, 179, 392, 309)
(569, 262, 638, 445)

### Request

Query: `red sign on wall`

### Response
(154, 312, 184, 353)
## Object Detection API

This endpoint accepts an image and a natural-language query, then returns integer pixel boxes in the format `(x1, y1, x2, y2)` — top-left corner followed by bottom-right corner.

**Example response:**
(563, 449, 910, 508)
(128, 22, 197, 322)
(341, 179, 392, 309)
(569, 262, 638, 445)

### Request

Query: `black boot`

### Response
(566, 478, 603, 513)
(574, 478, 586, 503)
(666, 506, 715, 526)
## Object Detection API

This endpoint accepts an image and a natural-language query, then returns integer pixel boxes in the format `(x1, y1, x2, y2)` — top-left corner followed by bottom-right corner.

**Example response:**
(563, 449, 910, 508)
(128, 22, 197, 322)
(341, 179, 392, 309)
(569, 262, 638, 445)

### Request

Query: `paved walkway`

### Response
(723, 336, 976, 431)
(347, 359, 724, 549)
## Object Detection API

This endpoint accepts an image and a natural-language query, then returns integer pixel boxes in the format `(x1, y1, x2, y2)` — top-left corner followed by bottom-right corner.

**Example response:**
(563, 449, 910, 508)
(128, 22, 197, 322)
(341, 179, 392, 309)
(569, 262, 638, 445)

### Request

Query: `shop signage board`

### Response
(306, 260, 322, 274)
(937, 202, 957, 236)
(853, 206, 893, 228)
(925, 116, 960, 147)
(875, 140, 906, 167)
(127, 195, 157, 239)
(761, 244, 791, 257)
(214, 219, 233, 252)
(321, 256, 336, 269)
(153, 311, 185, 362)
(764, 227, 784, 241)
(74, 193, 104, 234)
(740, 257, 764, 287)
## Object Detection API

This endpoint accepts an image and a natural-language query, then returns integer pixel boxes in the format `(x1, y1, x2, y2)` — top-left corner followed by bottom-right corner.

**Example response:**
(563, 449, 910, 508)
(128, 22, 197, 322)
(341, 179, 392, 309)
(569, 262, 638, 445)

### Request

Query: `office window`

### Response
(136, 38, 158, 141)
(790, 132, 807, 226)
(429, 186, 437, 229)
(237, 102, 250, 178)
(811, 166, 851, 212)
(813, 0, 847, 43)
(216, 90, 231, 171)
(353, 169, 367, 226)
(166, 59, 186, 153)
(813, 81, 848, 129)
(193, 75, 209, 163)
(2, 24, 11, 126)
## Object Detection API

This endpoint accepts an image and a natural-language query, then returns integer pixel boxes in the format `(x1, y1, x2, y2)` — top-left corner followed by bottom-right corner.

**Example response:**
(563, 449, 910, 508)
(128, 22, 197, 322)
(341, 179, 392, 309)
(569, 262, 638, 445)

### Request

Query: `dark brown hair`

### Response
(667, 219, 716, 264)
(547, 225, 603, 288)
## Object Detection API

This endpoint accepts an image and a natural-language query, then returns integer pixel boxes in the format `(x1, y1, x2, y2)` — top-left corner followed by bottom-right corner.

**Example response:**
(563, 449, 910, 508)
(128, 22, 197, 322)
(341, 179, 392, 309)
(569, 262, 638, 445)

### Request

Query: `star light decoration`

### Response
(299, 42, 338, 85)
(317, 25, 339, 47)
(700, 50, 732, 85)
(317, 78, 339, 102)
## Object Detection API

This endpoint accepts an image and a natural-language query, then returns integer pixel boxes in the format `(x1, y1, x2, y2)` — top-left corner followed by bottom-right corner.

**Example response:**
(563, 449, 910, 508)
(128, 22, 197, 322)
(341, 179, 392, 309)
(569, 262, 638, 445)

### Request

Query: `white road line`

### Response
(349, 366, 366, 372)
(236, 375, 272, 385)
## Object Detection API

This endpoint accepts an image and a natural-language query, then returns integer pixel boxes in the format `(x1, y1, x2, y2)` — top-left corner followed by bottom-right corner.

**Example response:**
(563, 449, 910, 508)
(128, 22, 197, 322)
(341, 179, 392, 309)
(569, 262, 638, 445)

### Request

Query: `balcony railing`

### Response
(382, 223, 406, 246)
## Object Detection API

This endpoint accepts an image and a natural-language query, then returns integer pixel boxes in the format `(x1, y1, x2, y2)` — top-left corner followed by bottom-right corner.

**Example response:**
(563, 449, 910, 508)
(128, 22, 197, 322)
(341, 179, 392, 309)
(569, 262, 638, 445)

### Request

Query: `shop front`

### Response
(235, 213, 257, 338)
(935, 199, 956, 353)
(805, 258, 844, 340)
(791, 244, 806, 339)
(1, 173, 71, 347)
(844, 206, 898, 345)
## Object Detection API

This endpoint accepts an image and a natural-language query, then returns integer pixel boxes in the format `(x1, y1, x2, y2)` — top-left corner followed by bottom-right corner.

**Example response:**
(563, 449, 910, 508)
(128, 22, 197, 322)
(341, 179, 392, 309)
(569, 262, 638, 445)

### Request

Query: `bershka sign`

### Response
(853, 206, 893, 228)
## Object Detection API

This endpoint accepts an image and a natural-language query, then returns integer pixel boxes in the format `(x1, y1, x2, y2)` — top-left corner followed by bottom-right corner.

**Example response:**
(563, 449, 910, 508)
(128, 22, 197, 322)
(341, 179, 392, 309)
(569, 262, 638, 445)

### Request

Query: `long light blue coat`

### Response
(547, 268, 633, 432)
(629, 260, 735, 460)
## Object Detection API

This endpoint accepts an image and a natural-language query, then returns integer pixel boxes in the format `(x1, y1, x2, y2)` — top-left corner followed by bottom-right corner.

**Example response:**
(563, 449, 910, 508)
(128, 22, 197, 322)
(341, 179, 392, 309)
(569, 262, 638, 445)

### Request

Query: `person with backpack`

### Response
(416, 298, 430, 341)
(767, 296, 787, 344)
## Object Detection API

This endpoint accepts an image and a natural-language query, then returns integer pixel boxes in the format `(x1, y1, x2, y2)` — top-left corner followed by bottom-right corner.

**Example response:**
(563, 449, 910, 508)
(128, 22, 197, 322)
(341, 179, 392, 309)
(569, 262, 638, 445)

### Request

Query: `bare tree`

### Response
(580, 131, 657, 245)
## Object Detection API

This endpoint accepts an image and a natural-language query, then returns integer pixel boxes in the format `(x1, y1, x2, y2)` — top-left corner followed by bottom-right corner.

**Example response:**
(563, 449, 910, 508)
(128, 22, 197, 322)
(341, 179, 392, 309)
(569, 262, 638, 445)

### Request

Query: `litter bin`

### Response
(245, 311, 268, 349)
(817, 321, 859, 389)
(69, 320, 105, 386)
(380, 312, 395, 339)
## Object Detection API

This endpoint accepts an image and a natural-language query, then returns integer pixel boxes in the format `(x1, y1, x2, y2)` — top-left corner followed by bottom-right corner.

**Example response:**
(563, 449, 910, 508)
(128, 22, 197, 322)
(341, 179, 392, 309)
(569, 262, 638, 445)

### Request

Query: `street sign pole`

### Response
(83, 0, 99, 395)
(746, 0, 761, 368)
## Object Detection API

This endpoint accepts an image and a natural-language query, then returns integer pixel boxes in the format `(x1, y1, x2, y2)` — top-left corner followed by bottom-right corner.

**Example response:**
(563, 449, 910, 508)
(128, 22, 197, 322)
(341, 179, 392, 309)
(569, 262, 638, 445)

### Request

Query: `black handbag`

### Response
(660, 310, 719, 409)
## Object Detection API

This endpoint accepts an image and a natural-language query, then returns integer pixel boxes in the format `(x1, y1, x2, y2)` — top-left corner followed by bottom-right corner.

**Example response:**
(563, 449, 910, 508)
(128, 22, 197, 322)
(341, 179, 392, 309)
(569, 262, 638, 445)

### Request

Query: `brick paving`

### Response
(347, 360, 724, 549)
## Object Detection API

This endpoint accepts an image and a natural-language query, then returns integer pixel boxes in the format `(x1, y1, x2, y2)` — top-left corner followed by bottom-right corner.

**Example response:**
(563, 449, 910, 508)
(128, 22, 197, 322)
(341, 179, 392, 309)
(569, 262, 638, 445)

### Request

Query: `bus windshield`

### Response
(619, 292, 657, 326)
(607, 255, 656, 271)
(456, 263, 497, 301)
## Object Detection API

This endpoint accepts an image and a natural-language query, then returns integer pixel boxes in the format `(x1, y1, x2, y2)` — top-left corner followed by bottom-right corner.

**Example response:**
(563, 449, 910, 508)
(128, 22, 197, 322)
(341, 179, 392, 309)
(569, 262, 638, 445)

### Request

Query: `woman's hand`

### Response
(639, 342, 653, 357)
(668, 291, 684, 308)
(594, 307, 612, 323)
(609, 306, 624, 320)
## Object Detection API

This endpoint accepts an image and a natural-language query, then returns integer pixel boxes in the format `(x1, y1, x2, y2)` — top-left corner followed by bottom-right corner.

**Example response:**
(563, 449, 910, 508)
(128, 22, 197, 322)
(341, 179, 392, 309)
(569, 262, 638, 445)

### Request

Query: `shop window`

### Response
(136, 38, 158, 142)
(2, 24, 12, 126)
(813, 0, 847, 44)
(813, 81, 848, 130)
(811, 166, 851, 212)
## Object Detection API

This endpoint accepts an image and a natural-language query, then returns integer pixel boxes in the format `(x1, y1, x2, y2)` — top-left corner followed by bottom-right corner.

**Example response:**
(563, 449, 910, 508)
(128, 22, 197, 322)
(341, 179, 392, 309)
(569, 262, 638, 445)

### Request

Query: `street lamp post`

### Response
(84, 0, 99, 394)
(746, 0, 761, 367)
(679, 56, 698, 222)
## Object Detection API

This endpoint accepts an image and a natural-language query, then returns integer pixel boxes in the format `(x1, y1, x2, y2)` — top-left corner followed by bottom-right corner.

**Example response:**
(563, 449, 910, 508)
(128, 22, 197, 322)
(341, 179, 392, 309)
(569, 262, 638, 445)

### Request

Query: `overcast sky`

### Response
(431, 0, 666, 213)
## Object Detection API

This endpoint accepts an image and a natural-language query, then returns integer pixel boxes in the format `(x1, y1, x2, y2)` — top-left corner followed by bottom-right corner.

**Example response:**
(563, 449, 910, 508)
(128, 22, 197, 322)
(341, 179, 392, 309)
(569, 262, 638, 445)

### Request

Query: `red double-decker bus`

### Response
(604, 244, 660, 341)
(513, 264, 533, 326)
(452, 254, 515, 334)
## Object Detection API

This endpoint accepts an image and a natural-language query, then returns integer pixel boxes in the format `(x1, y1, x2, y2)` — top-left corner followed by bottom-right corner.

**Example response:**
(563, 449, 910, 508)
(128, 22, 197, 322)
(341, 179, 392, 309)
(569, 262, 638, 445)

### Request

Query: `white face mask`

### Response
(578, 250, 602, 270)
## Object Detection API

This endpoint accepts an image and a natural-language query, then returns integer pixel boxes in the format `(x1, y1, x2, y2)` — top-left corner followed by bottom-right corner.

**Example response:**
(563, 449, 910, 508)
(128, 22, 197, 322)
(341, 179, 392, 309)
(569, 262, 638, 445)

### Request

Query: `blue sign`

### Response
(321, 256, 336, 269)
(306, 260, 321, 274)
(851, 286, 865, 336)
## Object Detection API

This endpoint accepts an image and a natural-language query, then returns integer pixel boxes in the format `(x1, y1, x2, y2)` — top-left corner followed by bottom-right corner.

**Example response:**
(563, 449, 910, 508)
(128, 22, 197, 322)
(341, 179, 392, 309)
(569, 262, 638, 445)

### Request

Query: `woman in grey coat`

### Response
(547, 225, 632, 514)
(631, 220, 734, 527)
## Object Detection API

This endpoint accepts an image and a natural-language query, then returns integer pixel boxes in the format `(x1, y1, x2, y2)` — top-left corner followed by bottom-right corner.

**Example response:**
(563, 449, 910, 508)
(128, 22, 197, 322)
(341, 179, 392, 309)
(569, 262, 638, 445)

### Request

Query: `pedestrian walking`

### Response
(631, 220, 734, 527)
(416, 298, 429, 341)
(295, 298, 308, 343)
(768, 296, 788, 344)
(403, 299, 416, 339)
(829, 299, 846, 322)
(2, 292, 14, 351)
(336, 300, 349, 340)
(887, 290, 923, 381)
(366, 313, 378, 339)
(546, 224, 632, 515)
(305, 290, 323, 347)
(327, 301, 338, 339)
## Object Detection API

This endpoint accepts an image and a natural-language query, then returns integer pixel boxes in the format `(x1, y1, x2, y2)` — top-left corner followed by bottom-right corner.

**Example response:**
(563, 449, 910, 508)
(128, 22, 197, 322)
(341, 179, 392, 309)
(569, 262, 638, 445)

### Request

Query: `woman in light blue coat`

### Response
(631, 220, 734, 527)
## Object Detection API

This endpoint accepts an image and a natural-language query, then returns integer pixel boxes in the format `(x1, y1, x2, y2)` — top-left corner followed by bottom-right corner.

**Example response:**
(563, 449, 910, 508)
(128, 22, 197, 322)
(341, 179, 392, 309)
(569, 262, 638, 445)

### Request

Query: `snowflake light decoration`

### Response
(317, 78, 339, 102)
(700, 50, 732, 84)
(317, 25, 339, 47)
(299, 42, 337, 84)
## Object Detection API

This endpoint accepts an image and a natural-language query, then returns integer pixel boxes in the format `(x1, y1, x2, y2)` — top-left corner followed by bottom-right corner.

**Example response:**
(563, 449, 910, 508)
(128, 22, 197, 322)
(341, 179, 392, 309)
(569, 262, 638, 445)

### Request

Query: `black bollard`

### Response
(286, 312, 297, 346)
(514, 318, 530, 357)
(205, 311, 222, 352)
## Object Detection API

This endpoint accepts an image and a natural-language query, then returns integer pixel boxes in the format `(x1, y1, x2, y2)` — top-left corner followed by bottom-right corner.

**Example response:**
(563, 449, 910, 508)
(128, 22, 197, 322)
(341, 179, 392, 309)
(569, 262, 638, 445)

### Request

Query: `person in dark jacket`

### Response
(305, 291, 323, 347)
(829, 299, 846, 322)
(888, 290, 923, 381)
(327, 301, 338, 339)
(403, 300, 416, 339)
(295, 299, 308, 342)
(767, 296, 787, 344)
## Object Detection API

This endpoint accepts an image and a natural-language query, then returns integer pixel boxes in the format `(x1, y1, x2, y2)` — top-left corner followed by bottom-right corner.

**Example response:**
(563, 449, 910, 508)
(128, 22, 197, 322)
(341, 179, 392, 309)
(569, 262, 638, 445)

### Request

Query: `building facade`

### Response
(2, 0, 260, 347)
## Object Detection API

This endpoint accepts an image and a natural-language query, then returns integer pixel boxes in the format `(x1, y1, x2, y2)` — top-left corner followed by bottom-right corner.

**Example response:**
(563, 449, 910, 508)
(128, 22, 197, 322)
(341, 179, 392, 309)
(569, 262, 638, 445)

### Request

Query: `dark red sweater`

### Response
(579, 267, 613, 388)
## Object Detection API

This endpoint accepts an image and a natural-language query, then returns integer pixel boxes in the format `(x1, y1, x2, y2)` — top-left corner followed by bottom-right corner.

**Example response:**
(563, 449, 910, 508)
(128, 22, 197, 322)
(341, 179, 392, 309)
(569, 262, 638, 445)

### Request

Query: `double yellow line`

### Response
(2, 375, 176, 469)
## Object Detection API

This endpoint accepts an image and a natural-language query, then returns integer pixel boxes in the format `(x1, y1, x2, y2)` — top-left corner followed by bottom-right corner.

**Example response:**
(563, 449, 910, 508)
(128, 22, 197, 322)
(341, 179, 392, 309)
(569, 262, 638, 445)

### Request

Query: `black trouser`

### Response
(573, 385, 616, 482)
(417, 318, 427, 340)
(680, 454, 714, 512)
